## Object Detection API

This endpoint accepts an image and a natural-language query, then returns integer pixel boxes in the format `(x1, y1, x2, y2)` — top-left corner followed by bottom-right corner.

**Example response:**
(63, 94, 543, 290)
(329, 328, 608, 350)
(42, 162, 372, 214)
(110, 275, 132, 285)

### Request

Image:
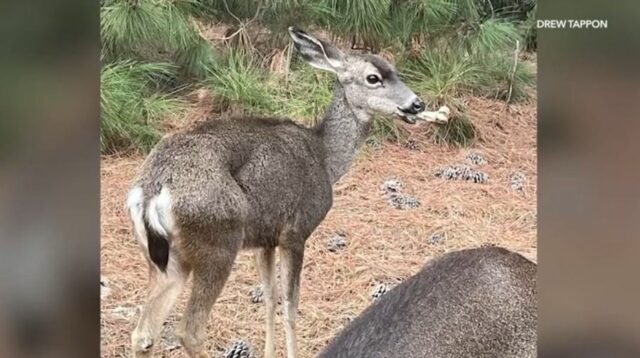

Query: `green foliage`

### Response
(101, 0, 214, 77)
(325, 0, 392, 49)
(262, 1, 334, 46)
(401, 19, 533, 101)
(200, 0, 260, 20)
(430, 110, 477, 146)
(474, 53, 535, 102)
(100, 61, 186, 153)
(402, 47, 477, 100)
(398, 17, 535, 145)
(478, 0, 536, 20)
(173, 0, 219, 19)
(471, 19, 522, 52)
(370, 115, 405, 145)
(207, 50, 274, 112)
(521, 3, 537, 51)
(207, 52, 333, 125)
(450, 0, 482, 23)
(99, 0, 537, 152)
(269, 63, 334, 125)
(390, 0, 456, 46)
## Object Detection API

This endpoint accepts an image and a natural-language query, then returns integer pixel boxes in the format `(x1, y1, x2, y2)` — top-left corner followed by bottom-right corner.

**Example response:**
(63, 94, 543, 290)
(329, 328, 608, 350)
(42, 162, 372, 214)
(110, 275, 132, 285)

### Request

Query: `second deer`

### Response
(320, 247, 537, 358)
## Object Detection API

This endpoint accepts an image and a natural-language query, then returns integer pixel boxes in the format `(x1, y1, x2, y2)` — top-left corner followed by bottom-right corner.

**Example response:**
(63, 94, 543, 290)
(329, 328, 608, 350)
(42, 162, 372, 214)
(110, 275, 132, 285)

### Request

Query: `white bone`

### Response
(416, 105, 451, 123)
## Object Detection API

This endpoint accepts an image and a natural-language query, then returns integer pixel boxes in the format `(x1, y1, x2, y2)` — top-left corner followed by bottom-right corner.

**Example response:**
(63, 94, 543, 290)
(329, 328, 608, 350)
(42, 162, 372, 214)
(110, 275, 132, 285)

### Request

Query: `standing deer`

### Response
(127, 27, 426, 358)
(320, 247, 537, 358)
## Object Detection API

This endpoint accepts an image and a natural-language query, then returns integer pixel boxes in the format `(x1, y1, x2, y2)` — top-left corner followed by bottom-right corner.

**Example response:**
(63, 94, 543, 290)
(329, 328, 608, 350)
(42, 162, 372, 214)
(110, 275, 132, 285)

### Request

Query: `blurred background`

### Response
(538, 1, 640, 357)
(0, 0, 639, 357)
(0, 1, 99, 357)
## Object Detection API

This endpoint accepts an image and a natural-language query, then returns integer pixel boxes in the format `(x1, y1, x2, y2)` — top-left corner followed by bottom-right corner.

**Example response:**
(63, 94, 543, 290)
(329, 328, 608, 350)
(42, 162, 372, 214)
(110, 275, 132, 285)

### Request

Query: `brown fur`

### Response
(320, 247, 537, 358)
(127, 28, 425, 358)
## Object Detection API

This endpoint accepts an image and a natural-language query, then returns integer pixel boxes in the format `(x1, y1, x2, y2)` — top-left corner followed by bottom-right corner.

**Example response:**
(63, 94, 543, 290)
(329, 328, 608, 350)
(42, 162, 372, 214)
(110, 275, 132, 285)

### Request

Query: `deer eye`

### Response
(366, 74, 381, 85)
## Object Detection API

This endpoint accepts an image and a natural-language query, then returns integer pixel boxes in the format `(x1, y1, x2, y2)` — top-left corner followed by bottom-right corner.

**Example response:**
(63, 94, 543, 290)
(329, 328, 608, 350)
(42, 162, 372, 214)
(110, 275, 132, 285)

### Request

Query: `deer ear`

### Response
(288, 27, 345, 73)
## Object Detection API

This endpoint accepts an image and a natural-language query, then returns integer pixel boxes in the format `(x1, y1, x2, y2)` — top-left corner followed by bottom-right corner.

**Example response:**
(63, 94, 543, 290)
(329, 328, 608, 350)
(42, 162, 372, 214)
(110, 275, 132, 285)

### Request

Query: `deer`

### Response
(126, 27, 428, 358)
(319, 246, 537, 358)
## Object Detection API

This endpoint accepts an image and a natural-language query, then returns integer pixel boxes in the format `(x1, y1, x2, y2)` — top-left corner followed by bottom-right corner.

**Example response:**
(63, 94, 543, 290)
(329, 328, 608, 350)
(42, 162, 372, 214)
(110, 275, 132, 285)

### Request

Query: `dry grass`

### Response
(100, 95, 536, 357)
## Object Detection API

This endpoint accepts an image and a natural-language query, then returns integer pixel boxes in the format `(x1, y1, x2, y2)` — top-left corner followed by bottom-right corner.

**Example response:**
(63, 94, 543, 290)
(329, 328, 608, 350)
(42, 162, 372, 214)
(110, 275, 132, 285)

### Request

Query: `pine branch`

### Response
(222, 0, 243, 24)
(211, 3, 263, 41)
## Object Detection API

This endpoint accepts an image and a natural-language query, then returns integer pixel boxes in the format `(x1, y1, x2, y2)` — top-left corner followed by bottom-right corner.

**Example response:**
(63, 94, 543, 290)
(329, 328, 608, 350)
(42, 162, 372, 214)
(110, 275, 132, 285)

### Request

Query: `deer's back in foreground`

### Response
(320, 247, 537, 358)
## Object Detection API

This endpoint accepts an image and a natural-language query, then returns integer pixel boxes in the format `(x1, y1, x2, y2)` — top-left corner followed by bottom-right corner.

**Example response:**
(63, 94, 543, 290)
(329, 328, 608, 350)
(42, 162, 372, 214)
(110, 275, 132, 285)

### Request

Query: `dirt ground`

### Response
(100, 96, 536, 357)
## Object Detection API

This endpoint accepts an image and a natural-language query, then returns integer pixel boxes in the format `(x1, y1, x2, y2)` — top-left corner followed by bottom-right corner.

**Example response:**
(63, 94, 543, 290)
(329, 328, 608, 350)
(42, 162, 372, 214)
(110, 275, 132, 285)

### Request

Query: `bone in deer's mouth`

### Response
(395, 105, 451, 124)
(396, 111, 418, 124)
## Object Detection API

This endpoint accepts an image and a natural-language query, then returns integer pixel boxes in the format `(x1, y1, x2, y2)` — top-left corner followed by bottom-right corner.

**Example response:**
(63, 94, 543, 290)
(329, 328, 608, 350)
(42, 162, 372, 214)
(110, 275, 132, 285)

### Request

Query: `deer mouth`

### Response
(395, 106, 451, 125)
(394, 110, 418, 124)
(400, 115, 417, 124)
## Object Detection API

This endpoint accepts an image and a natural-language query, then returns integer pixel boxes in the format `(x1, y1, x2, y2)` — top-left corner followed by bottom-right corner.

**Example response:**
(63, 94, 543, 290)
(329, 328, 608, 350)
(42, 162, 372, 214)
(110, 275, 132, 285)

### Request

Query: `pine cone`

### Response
(510, 171, 526, 192)
(428, 232, 446, 245)
(380, 178, 404, 195)
(434, 165, 488, 184)
(387, 193, 421, 210)
(327, 232, 348, 252)
(466, 152, 488, 165)
(249, 285, 263, 304)
(224, 339, 252, 358)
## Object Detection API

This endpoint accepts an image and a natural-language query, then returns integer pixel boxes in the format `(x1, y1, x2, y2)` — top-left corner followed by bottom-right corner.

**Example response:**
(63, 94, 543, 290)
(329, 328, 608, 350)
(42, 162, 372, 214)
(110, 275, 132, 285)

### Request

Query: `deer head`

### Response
(289, 27, 426, 124)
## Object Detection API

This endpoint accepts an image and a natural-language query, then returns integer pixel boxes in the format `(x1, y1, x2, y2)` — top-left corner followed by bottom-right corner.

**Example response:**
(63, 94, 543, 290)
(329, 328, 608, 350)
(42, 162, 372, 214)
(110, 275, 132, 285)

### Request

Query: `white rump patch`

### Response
(128, 186, 180, 275)
(146, 186, 175, 238)
(127, 187, 147, 249)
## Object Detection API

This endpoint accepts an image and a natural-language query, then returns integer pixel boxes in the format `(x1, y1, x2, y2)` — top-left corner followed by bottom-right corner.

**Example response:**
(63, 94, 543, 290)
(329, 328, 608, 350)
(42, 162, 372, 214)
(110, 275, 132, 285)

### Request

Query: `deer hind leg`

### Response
(255, 247, 277, 358)
(132, 257, 189, 357)
(177, 227, 242, 358)
(279, 244, 305, 358)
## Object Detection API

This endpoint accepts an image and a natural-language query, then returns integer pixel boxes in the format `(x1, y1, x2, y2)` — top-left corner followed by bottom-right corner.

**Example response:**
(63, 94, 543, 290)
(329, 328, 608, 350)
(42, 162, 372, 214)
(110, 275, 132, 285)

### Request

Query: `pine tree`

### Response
(100, 0, 536, 152)
(100, 61, 185, 153)
(101, 0, 214, 77)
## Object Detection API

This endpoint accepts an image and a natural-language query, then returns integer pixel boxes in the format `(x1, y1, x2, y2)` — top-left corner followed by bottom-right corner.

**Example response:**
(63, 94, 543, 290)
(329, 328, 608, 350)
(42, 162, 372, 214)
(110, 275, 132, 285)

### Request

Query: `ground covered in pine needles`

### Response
(100, 95, 536, 358)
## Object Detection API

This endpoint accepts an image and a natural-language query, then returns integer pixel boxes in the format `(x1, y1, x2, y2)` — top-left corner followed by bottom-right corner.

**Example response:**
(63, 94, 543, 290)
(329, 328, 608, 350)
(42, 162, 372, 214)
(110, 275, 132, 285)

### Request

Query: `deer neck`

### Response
(315, 82, 372, 184)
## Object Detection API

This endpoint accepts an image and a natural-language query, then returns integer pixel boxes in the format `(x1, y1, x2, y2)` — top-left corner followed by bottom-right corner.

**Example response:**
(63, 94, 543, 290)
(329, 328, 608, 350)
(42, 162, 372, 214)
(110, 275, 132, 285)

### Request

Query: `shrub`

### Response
(370, 116, 406, 145)
(206, 49, 274, 113)
(101, 0, 214, 77)
(100, 61, 186, 154)
(396, 16, 534, 145)
(100, 0, 537, 151)
(521, 3, 537, 51)
(325, 0, 392, 51)
(269, 63, 334, 125)
(389, 0, 456, 48)
(430, 110, 477, 146)
(401, 19, 531, 99)
(207, 53, 334, 124)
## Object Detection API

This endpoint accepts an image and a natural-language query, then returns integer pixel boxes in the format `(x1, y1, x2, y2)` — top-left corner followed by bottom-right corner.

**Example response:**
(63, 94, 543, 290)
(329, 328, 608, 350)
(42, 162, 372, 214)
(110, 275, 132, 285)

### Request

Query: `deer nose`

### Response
(412, 99, 425, 112)
(400, 99, 425, 115)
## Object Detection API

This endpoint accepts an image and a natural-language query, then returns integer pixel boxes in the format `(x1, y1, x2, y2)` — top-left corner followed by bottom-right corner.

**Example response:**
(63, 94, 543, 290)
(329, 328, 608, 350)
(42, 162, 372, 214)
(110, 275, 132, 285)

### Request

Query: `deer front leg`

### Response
(255, 248, 277, 358)
(279, 244, 304, 358)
